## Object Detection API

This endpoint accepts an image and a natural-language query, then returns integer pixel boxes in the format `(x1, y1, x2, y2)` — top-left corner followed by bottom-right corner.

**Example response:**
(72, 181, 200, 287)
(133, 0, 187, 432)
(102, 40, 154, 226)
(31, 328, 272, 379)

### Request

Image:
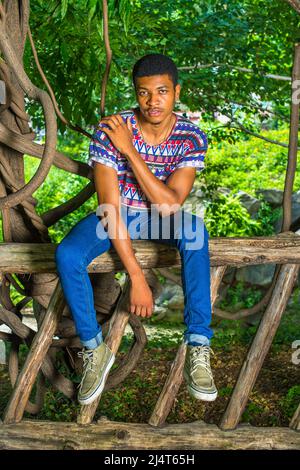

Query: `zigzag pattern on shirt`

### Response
(134, 140, 185, 157)
(123, 185, 146, 201)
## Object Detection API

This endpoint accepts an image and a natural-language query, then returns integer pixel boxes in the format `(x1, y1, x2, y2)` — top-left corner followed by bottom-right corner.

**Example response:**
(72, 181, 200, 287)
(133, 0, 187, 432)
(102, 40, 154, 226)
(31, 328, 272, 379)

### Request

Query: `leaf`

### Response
(61, 0, 69, 19)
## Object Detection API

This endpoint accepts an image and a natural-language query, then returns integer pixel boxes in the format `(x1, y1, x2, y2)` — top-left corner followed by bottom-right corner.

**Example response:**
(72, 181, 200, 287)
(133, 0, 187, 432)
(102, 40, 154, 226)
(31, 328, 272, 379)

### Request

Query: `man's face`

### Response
(135, 74, 181, 124)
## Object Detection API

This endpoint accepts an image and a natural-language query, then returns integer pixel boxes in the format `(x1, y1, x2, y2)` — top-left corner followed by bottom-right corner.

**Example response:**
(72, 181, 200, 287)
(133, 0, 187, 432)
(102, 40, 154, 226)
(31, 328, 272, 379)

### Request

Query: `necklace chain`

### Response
(136, 113, 175, 147)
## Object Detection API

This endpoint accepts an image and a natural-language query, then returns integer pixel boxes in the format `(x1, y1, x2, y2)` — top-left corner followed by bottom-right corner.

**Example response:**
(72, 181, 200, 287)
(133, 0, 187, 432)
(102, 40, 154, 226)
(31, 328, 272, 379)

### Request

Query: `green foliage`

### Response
(211, 320, 257, 351)
(218, 386, 233, 397)
(272, 287, 300, 347)
(254, 200, 282, 236)
(279, 385, 300, 418)
(242, 401, 265, 423)
(25, 1, 300, 137)
(204, 193, 262, 237)
(219, 281, 263, 311)
(202, 128, 295, 195)
(34, 391, 79, 422)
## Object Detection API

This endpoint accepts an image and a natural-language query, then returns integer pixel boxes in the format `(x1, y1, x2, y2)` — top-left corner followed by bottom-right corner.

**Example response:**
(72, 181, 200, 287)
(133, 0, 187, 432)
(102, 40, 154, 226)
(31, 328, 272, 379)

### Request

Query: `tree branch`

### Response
(214, 108, 300, 149)
(178, 62, 291, 81)
(284, 0, 300, 15)
(0, 3, 57, 210)
(100, 0, 112, 118)
(0, 122, 92, 180)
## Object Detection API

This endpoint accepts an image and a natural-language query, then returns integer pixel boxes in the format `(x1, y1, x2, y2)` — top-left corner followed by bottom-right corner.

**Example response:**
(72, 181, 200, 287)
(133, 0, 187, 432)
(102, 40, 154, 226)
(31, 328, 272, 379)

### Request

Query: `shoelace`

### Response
(189, 345, 214, 379)
(77, 349, 96, 391)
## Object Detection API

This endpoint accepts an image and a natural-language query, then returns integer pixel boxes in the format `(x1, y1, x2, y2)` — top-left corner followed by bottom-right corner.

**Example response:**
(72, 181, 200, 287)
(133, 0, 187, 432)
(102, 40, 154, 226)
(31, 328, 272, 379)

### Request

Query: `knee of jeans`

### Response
(55, 241, 84, 272)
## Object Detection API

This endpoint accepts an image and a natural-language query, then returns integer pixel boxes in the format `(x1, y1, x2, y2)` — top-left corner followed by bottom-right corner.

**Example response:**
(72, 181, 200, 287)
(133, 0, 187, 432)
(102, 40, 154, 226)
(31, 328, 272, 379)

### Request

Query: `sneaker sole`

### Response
(78, 353, 115, 405)
(187, 384, 218, 402)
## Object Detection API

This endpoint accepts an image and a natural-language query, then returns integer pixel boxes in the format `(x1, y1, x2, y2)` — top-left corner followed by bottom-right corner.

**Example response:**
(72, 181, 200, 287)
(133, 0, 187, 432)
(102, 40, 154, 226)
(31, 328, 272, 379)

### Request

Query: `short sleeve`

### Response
(88, 124, 118, 171)
(177, 128, 208, 173)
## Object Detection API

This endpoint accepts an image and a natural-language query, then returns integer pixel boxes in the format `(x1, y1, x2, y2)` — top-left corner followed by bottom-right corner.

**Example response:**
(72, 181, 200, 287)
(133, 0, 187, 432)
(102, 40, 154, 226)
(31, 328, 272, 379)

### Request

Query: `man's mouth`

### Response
(148, 109, 162, 116)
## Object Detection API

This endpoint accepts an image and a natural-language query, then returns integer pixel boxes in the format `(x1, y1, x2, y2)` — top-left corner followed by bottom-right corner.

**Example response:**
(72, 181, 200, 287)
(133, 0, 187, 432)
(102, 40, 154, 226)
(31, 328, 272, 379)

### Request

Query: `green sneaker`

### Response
(183, 345, 218, 401)
(77, 342, 115, 405)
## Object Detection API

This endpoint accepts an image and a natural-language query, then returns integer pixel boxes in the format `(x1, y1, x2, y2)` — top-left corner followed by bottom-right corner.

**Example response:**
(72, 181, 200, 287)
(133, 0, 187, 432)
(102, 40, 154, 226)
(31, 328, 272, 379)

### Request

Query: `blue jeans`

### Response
(55, 205, 213, 349)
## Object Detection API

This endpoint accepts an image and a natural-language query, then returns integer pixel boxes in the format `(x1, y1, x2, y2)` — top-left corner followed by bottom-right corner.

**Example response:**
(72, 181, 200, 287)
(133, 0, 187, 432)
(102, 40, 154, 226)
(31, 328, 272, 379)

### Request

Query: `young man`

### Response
(55, 53, 217, 406)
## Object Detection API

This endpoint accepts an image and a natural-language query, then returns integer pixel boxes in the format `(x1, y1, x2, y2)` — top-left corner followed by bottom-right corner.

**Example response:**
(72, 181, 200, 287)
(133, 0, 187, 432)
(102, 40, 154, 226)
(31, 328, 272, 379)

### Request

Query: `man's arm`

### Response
(93, 163, 154, 318)
(124, 146, 196, 215)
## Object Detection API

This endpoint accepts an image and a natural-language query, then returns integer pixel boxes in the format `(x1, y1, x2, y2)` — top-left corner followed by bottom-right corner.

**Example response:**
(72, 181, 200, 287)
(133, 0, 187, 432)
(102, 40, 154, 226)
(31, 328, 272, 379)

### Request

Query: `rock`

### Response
(274, 191, 300, 232)
(222, 266, 235, 284)
(235, 264, 276, 286)
(217, 187, 231, 196)
(156, 283, 183, 305)
(152, 305, 169, 321)
(167, 293, 184, 310)
(195, 189, 206, 198)
(235, 191, 262, 216)
(256, 189, 283, 207)
(292, 190, 300, 222)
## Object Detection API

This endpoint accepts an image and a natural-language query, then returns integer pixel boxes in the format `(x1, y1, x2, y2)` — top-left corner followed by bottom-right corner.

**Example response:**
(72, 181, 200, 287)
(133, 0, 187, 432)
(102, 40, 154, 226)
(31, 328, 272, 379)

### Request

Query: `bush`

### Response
(201, 127, 294, 196)
(204, 193, 262, 237)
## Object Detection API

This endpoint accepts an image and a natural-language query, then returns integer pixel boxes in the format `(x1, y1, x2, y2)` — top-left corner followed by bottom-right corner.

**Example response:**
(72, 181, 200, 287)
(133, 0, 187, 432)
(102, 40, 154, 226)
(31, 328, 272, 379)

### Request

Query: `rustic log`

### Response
(2, 279, 65, 424)
(290, 403, 300, 430)
(0, 419, 299, 450)
(104, 314, 148, 392)
(1, 236, 300, 274)
(219, 263, 300, 430)
(148, 266, 227, 427)
(7, 335, 46, 415)
(148, 342, 186, 427)
(77, 278, 132, 424)
(210, 266, 227, 305)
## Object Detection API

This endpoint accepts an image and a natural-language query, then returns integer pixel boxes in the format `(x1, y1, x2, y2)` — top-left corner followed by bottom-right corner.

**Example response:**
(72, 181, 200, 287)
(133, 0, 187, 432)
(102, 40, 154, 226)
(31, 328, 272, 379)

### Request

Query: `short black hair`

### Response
(132, 53, 178, 88)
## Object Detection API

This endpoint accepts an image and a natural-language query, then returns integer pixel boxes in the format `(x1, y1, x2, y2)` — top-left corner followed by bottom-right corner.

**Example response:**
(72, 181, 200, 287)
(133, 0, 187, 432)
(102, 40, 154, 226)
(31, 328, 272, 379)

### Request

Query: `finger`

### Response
(99, 126, 112, 137)
(110, 115, 121, 127)
(100, 118, 117, 130)
(116, 114, 125, 126)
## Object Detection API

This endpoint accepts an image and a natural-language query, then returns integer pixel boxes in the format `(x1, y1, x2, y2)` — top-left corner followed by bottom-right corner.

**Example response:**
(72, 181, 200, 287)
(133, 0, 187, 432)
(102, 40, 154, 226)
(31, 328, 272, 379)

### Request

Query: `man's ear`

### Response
(175, 83, 181, 101)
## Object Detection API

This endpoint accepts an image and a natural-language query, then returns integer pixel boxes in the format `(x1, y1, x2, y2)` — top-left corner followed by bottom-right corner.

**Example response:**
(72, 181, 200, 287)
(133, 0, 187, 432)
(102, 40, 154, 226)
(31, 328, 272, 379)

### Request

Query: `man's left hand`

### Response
(99, 114, 134, 156)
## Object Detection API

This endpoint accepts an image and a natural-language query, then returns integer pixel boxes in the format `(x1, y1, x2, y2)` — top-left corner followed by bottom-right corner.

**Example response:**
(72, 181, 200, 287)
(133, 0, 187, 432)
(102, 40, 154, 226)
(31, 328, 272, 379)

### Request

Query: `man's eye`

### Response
(160, 90, 167, 93)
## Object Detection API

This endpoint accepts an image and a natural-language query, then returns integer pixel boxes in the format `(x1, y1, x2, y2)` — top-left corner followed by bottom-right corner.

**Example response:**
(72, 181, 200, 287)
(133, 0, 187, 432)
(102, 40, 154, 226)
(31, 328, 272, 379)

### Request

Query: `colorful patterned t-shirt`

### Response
(88, 108, 208, 210)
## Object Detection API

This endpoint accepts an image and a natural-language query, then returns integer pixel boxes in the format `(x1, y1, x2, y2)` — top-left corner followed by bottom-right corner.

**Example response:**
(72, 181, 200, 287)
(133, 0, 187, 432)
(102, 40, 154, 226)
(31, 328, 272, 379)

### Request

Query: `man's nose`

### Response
(146, 93, 160, 106)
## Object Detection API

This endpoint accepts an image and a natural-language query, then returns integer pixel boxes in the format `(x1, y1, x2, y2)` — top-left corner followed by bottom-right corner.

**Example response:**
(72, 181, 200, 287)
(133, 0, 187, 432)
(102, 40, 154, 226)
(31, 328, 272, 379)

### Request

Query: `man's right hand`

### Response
(129, 273, 154, 318)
